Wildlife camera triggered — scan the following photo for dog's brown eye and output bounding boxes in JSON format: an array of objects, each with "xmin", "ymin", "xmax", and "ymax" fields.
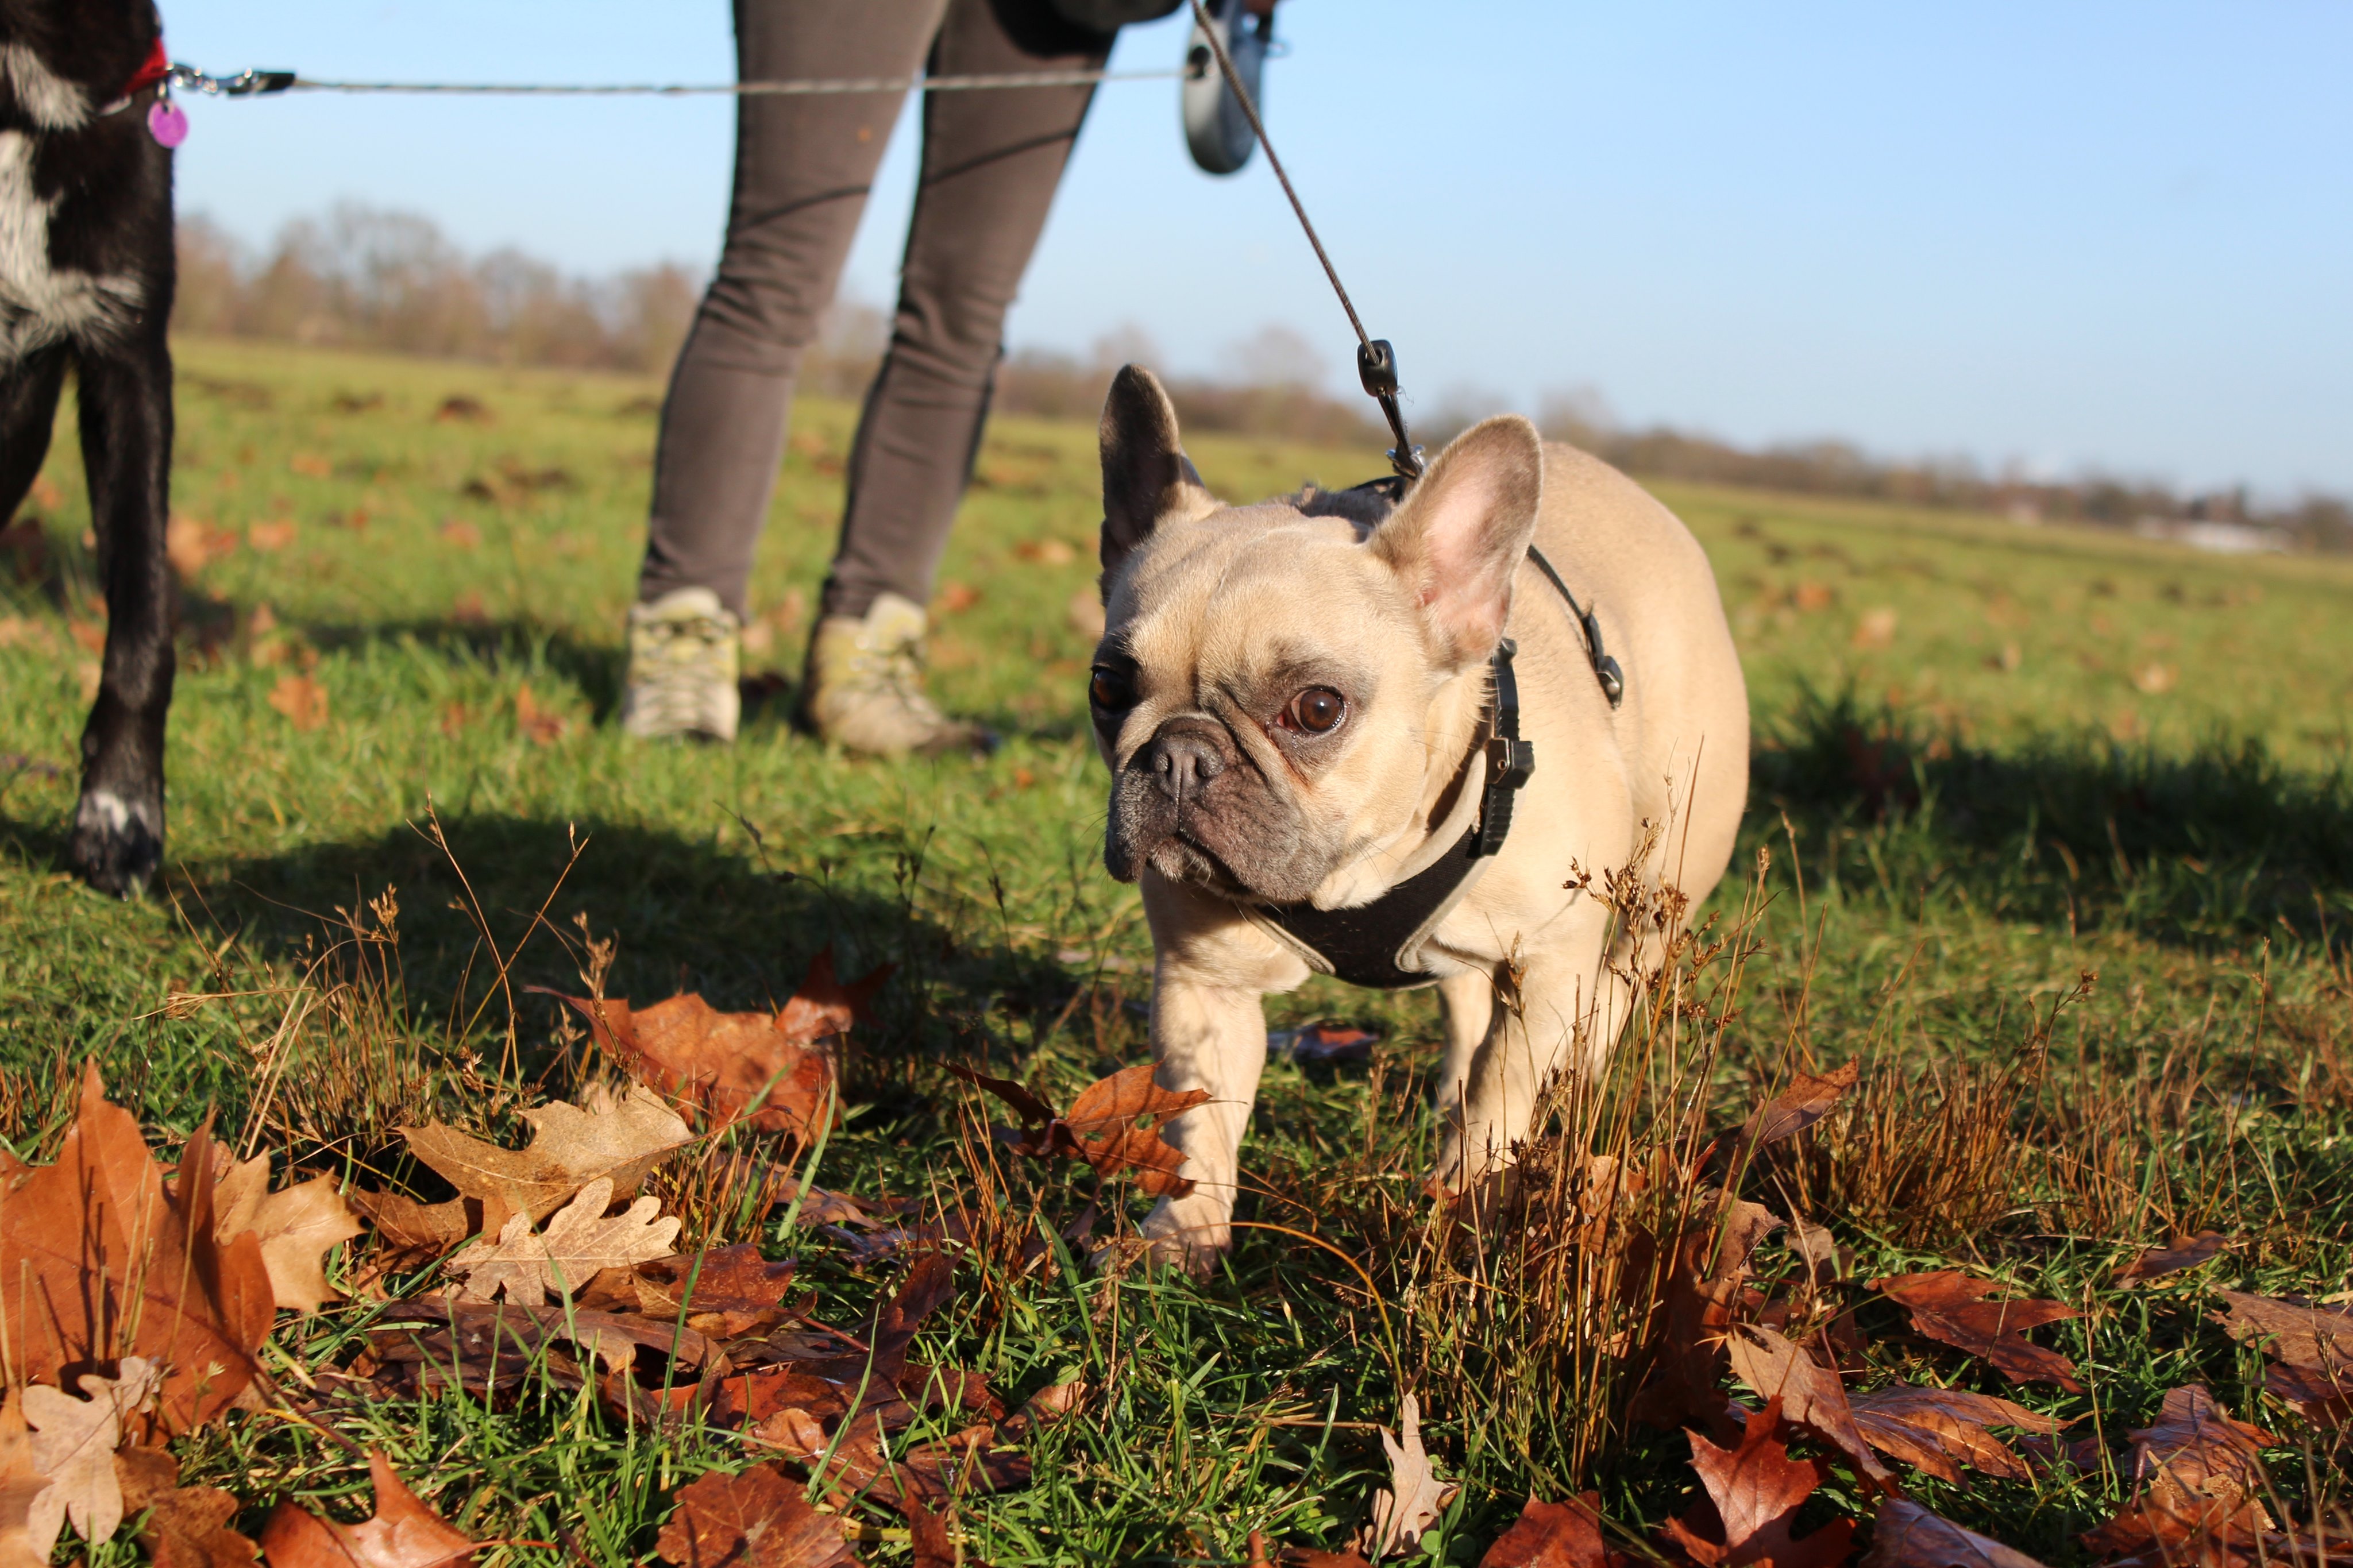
[
  {"xmin": 1284, "ymin": 688, "xmax": 1347, "ymax": 734},
  {"xmin": 1089, "ymin": 667, "xmax": 1133, "ymax": 711}
]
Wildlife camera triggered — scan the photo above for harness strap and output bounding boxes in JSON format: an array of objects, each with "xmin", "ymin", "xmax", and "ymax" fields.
[{"xmin": 1526, "ymin": 544, "xmax": 1625, "ymax": 707}]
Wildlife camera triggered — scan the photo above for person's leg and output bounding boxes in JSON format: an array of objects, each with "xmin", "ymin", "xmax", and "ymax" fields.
[
  {"xmin": 636, "ymin": 0, "xmax": 946, "ymax": 620},
  {"xmin": 820, "ymin": 0, "xmax": 1113, "ymax": 621}
]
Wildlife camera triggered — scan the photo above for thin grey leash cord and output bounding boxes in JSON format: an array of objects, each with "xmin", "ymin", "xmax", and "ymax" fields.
[
  {"xmin": 164, "ymin": 64, "xmax": 1182, "ymax": 98},
  {"xmin": 1182, "ymin": 0, "xmax": 1422, "ymax": 480}
]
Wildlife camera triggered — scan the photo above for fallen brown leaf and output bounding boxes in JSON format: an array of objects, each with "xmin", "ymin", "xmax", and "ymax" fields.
[
  {"xmin": 1870, "ymin": 1272, "xmax": 2083, "ymax": 1392},
  {"xmin": 763, "ymin": 1409, "xmax": 1026, "ymax": 1517},
  {"xmin": 1723, "ymin": 1325, "xmax": 1895, "ymax": 1490},
  {"xmin": 449, "ymin": 1176, "xmax": 681, "ymax": 1303},
  {"xmin": 0, "ymin": 1392, "xmax": 47, "ymax": 1568},
  {"xmin": 24, "ymin": 1357, "xmax": 163, "ymax": 1555},
  {"xmin": 216, "ymin": 1157, "xmax": 365, "ymax": 1313},
  {"xmin": 1862, "ymin": 1500, "xmax": 2047, "ymax": 1568},
  {"xmin": 514, "ymin": 683, "xmax": 569, "ymax": 744},
  {"xmin": 2260, "ymin": 1362, "xmax": 2351, "ymax": 1430},
  {"xmin": 1846, "ymin": 1385, "xmax": 2058, "ymax": 1484},
  {"xmin": 2080, "ymin": 1384, "xmax": 2276, "ymax": 1561},
  {"xmin": 1737, "ymin": 1061, "xmax": 1861, "ymax": 1157},
  {"xmin": 398, "ymin": 1083, "xmax": 692, "ymax": 1239},
  {"xmin": 360, "ymin": 1297, "xmax": 721, "ymax": 1415},
  {"xmin": 2211, "ymin": 1291, "xmax": 2353, "ymax": 1369},
  {"xmin": 950, "ymin": 1061, "xmax": 1212, "ymax": 1198},
  {"xmin": 114, "ymin": 1445, "xmax": 261, "ymax": 1567},
  {"xmin": 0, "ymin": 1072, "xmax": 273, "ymax": 1430},
  {"xmin": 347, "ymin": 1189, "xmax": 475, "ymax": 1267},
  {"xmin": 1628, "ymin": 1197, "xmax": 1783, "ymax": 1438},
  {"xmin": 655, "ymin": 1465, "xmax": 855, "ymax": 1568},
  {"xmin": 543, "ymin": 949, "xmax": 888, "ymax": 1138},
  {"xmin": 269, "ymin": 673, "xmax": 329, "ymax": 730},
  {"xmin": 2116, "ymin": 1233, "xmax": 2228, "ymax": 1283},
  {"xmin": 613, "ymin": 1243, "xmax": 800, "ymax": 1335},
  {"xmin": 1366, "ymin": 1394, "xmax": 1457, "ymax": 1559},
  {"xmin": 1660, "ymin": 1400, "xmax": 1854, "ymax": 1568},
  {"xmin": 258, "ymin": 1450, "xmax": 478, "ymax": 1567},
  {"xmin": 1480, "ymin": 1493, "xmax": 1615, "ymax": 1568},
  {"xmin": 905, "ymin": 1498, "xmax": 958, "ymax": 1568}
]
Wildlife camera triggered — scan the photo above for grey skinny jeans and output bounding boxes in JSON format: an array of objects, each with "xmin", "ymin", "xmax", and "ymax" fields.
[{"xmin": 637, "ymin": 0, "xmax": 1111, "ymax": 623}]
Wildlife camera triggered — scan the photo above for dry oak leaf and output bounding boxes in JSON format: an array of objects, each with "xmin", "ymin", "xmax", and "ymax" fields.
[
  {"xmin": 24, "ymin": 1357, "xmax": 164, "ymax": 1555},
  {"xmin": 1845, "ymin": 1385, "xmax": 2059, "ymax": 1485},
  {"xmin": 1366, "ymin": 1393, "xmax": 1457, "ymax": 1560},
  {"xmin": 1725, "ymin": 1325, "xmax": 1895, "ymax": 1490},
  {"xmin": 399, "ymin": 1082, "xmax": 692, "ymax": 1241},
  {"xmin": 948, "ymin": 1061, "xmax": 1212, "ymax": 1198},
  {"xmin": 268, "ymin": 673, "xmax": 329, "ymax": 731},
  {"xmin": 1628, "ymin": 1196, "xmax": 1783, "ymax": 1439},
  {"xmin": 1869, "ymin": 1272, "xmax": 2082, "ymax": 1393},
  {"xmin": 2210, "ymin": 1291, "xmax": 2353, "ymax": 1370},
  {"xmin": 1660, "ymin": 1400, "xmax": 1856, "ymax": 1568},
  {"xmin": 903, "ymin": 1497, "xmax": 964, "ymax": 1568},
  {"xmin": 2258, "ymin": 1362, "xmax": 2351, "ymax": 1430},
  {"xmin": 114, "ymin": 1444, "xmax": 261, "ymax": 1567},
  {"xmin": 0, "ymin": 1071, "xmax": 273, "ymax": 1430},
  {"xmin": 2089, "ymin": 1384, "xmax": 2277, "ymax": 1547},
  {"xmin": 0, "ymin": 1392, "xmax": 48, "ymax": 1568},
  {"xmin": 1480, "ymin": 1492, "xmax": 1618, "ymax": 1568},
  {"xmin": 448, "ymin": 1176, "xmax": 680, "ymax": 1304},
  {"xmin": 258, "ymin": 1450, "xmax": 478, "ymax": 1568},
  {"xmin": 346, "ymin": 1189, "xmax": 474, "ymax": 1265},
  {"xmin": 1861, "ymin": 1500, "xmax": 2047, "ymax": 1568},
  {"xmin": 1737, "ymin": 1060, "xmax": 1861, "ymax": 1157},
  {"xmin": 543, "ymin": 948, "xmax": 889, "ymax": 1138},
  {"xmin": 655, "ymin": 1464, "xmax": 857, "ymax": 1568},
  {"xmin": 2115, "ymin": 1232, "xmax": 2228, "ymax": 1283},
  {"xmin": 216, "ymin": 1156, "xmax": 365, "ymax": 1314}
]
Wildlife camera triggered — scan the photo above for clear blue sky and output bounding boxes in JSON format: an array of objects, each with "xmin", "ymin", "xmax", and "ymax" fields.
[{"xmin": 168, "ymin": 2, "xmax": 2353, "ymax": 497}]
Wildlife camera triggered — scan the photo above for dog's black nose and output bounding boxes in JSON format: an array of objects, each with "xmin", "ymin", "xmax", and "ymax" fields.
[{"xmin": 1147, "ymin": 729, "xmax": 1225, "ymax": 801}]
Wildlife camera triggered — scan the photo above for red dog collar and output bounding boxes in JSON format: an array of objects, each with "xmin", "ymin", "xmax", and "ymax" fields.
[{"xmin": 121, "ymin": 38, "xmax": 171, "ymax": 99}]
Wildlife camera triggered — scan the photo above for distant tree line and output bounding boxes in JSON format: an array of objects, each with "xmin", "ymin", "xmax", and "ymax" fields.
[{"xmin": 177, "ymin": 206, "xmax": 2349, "ymax": 553}]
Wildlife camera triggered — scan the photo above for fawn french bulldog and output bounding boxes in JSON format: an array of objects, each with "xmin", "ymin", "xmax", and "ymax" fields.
[{"xmin": 1086, "ymin": 365, "xmax": 1748, "ymax": 1268}]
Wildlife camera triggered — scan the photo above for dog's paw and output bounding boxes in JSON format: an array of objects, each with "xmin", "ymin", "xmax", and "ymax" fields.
[
  {"xmin": 1137, "ymin": 1198, "xmax": 1232, "ymax": 1277},
  {"xmin": 68, "ymin": 786, "xmax": 163, "ymax": 898}
]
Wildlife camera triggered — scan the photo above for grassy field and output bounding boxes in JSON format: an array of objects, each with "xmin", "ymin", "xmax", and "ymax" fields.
[{"xmin": 1, "ymin": 337, "xmax": 2349, "ymax": 1565}]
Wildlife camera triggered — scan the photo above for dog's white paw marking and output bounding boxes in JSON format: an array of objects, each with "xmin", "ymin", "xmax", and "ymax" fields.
[
  {"xmin": 76, "ymin": 788, "xmax": 153, "ymax": 838},
  {"xmin": 0, "ymin": 132, "xmax": 146, "ymax": 365},
  {"xmin": 0, "ymin": 45, "xmax": 91, "ymax": 131}
]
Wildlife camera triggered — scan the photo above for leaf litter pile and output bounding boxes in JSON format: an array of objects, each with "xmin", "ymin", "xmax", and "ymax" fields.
[{"xmin": 2, "ymin": 877, "xmax": 2349, "ymax": 1567}]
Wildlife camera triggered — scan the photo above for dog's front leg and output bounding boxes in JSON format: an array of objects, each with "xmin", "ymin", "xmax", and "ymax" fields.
[
  {"xmin": 1133, "ymin": 873, "xmax": 1306, "ymax": 1273},
  {"xmin": 1437, "ymin": 902, "xmax": 1627, "ymax": 1189},
  {"xmin": 68, "ymin": 335, "xmax": 176, "ymax": 897}
]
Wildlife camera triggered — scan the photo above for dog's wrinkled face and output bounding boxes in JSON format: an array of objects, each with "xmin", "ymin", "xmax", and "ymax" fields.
[{"xmin": 1089, "ymin": 366, "xmax": 1545, "ymax": 905}]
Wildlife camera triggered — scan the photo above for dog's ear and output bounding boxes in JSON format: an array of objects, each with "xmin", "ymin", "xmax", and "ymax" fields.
[
  {"xmin": 1100, "ymin": 365, "xmax": 1217, "ymax": 577},
  {"xmin": 1370, "ymin": 415, "xmax": 1545, "ymax": 667}
]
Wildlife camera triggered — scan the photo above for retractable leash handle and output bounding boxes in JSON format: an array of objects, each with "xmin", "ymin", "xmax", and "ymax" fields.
[{"xmin": 1183, "ymin": 0, "xmax": 1269, "ymax": 174}]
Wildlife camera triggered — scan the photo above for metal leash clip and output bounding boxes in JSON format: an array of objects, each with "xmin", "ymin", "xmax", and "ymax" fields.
[
  {"xmin": 169, "ymin": 64, "xmax": 296, "ymax": 96},
  {"xmin": 1356, "ymin": 339, "xmax": 1425, "ymax": 482}
]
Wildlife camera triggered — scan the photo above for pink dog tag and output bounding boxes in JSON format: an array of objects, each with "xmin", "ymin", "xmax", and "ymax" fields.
[{"xmin": 147, "ymin": 99, "xmax": 188, "ymax": 148}]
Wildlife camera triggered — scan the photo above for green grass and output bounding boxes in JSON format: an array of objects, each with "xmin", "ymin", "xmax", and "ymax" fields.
[{"xmin": 2, "ymin": 338, "xmax": 2350, "ymax": 1565}]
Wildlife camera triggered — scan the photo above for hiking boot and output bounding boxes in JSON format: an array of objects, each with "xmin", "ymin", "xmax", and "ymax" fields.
[
  {"xmin": 620, "ymin": 587, "xmax": 741, "ymax": 741},
  {"xmin": 796, "ymin": 591, "xmax": 993, "ymax": 758}
]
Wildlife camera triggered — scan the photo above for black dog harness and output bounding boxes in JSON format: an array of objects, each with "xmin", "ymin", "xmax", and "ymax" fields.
[{"xmin": 1240, "ymin": 481, "xmax": 1626, "ymax": 990}]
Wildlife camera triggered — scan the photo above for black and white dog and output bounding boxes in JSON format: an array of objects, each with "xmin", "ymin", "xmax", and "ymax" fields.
[{"xmin": 1, "ymin": 0, "xmax": 179, "ymax": 895}]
